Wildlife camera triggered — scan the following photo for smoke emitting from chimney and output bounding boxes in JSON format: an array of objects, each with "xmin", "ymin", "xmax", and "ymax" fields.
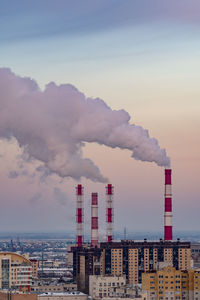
[{"xmin": 0, "ymin": 68, "xmax": 170, "ymax": 183}]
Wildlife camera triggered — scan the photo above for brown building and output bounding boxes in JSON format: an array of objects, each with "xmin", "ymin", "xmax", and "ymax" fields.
[
  {"xmin": 142, "ymin": 265, "xmax": 200, "ymax": 300},
  {"xmin": 68, "ymin": 245, "xmax": 76, "ymax": 267},
  {"xmin": 30, "ymin": 260, "xmax": 38, "ymax": 279},
  {"xmin": 0, "ymin": 291, "xmax": 37, "ymax": 300},
  {"xmin": 73, "ymin": 240, "xmax": 191, "ymax": 293}
]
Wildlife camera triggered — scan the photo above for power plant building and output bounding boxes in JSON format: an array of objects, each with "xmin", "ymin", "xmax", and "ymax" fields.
[{"xmin": 73, "ymin": 169, "xmax": 191, "ymax": 294}]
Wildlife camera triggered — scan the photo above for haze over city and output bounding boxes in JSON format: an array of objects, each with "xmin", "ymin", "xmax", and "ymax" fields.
[{"xmin": 0, "ymin": 0, "xmax": 199, "ymax": 235}]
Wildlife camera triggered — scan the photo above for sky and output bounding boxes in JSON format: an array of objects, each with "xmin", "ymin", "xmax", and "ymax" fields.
[{"xmin": 0, "ymin": 0, "xmax": 200, "ymax": 237}]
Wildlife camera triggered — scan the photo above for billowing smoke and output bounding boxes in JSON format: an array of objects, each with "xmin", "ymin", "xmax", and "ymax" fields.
[
  {"xmin": 53, "ymin": 187, "xmax": 69, "ymax": 206},
  {"xmin": 0, "ymin": 68, "xmax": 170, "ymax": 182}
]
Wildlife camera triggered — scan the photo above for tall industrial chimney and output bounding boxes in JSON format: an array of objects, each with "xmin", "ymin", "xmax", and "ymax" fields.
[
  {"xmin": 76, "ymin": 184, "xmax": 83, "ymax": 247},
  {"xmin": 106, "ymin": 184, "xmax": 113, "ymax": 242},
  {"xmin": 91, "ymin": 193, "xmax": 98, "ymax": 247},
  {"xmin": 164, "ymin": 169, "xmax": 172, "ymax": 241}
]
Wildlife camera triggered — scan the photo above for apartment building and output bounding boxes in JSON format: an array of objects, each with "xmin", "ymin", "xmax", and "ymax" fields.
[
  {"xmin": 142, "ymin": 265, "xmax": 200, "ymax": 300},
  {"xmin": 30, "ymin": 259, "xmax": 38, "ymax": 279},
  {"xmin": 0, "ymin": 252, "xmax": 32, "ymax": 292},
  {"xmin": 73, "ymin": 240, "xmax": 191, "ymax": 293}
]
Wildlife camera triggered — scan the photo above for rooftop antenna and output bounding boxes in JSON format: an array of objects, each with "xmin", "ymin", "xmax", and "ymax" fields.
[{"xmin": 124, "ymin": 227, "xmax": 127, "ymax": 240}]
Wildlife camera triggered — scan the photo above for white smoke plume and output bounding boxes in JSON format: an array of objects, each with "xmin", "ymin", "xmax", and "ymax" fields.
[{"xmin": 0, "ymin": 68, "xmax": 170, "ymax": 182}]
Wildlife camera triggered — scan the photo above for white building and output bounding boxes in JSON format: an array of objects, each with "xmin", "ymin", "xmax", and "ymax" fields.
[{"xmin": 89, "ymin": 275, "xmax": 126, "ymax": 299}]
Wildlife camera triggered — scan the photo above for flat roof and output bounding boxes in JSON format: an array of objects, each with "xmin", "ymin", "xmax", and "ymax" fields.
[{"xmin": 39, "ymin": 292, "xmax": 86, "ymax": 297}]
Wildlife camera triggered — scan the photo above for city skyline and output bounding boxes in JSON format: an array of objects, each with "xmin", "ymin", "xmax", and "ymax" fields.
[{"xmin": 0, "ymin": 0, "xmax": 199, "ymax": 233}]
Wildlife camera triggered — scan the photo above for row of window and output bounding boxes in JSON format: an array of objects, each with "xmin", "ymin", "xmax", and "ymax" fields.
[
  {"xmin": 158, "ymin": 275, "xmax": 187, "ymax": 279},
  {"xmin": 98, "ymin": 282, "xmax": 124, "ymax": 287}
]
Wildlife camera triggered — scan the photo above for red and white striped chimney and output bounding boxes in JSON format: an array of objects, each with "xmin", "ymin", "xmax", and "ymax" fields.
[
  {"xmin": 164, "ymin": 169, "xmax": 173, "ymax": 241},
  {"xmin": 76, "ymin": 184, "xmax": 83, "ymax": 247},
  {"xmin": 106, "ymin": 184, "xmax": 113, "ymax": 242},
  {"xmin": 91, "ymin": 193, "xmax": 98, "ymax": 247}
]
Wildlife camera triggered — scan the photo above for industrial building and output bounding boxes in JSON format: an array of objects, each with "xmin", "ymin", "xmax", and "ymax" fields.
[
  {"xmin": 72, "ymin": 169, "xmax": 192, "ymax": 294},
  {"xmin": 0, "ymin": 252, "xmax": 32, "ymax": 292},
  {"xmin": 142, "ymin": 265, "xmax": 200, "ymax": 300}
]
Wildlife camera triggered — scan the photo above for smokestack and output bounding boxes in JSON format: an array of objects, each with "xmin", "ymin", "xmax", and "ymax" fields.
[
  {"xmin": 164, "ymin": 169, "xmax": 172, "ymax": 241},
  {"xmin": 76, "ymin": 184, "xmax": 83, "ymax": 247},
  {"xmin": 106, "ymin": 184, "xmax": 113, "ymax": 242},
  {"xmin": 91, "ymin": 193, "xmax": 98, "ymax": 247}
]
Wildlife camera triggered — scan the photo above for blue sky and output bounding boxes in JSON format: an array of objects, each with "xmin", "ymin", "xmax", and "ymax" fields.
[{"xmin": 1, "ymin": 0, "xmax": 200, "ymax": 92}]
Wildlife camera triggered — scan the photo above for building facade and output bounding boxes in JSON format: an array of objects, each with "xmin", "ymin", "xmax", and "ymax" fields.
[
  {"xmin": 30, "ymin": 260, "xmax": 38, "ymax": 279},
  {"xmin": 142, "ymin": 265, "xmax": 200, "ymax": 300},
  {"xmin": 31, "ymin": 283, "xmax": 77, "ymax": 293},
  {"xmin": 0, "ymin": 252, "xmax": 32, "ymax": 292},
  {"xmin": 0, "ymin": 291, "xmax": 37, "ymax": 300},
  {"xmin": 73, "ymin": 240, "xmax": 191, "ymax": 293},
  {"xmin": 38, "ymin": 292, "xmax": 87, "ymax": 300},
  {"xmin": 191, "ymin": 244, "xmax": 200, "ymax": 269},
  {"xmin": 89, "ymin": 275, "xmax": 126, "ymax": 298}
]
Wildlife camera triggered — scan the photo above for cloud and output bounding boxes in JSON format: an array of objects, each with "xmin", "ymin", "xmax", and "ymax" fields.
[
  {"xmin": 8, "ymin": 170, "xmax": 19, "ymax": 179},
  {"xmin": 0, "ymin": 68, "xmax": 170, "ymax": 183},
  {"xmin": 53, "ymin": 187, "xmax": 69, "ymax": 206},
  {"xmin": 29, "ymin": 192, "xmax": 42, "ymax": 204}
]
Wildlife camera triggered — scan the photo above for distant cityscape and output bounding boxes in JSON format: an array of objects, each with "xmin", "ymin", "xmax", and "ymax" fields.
[{"xmin": 0, "ymin": 230, "xmax": 200, "ymax": 241}]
